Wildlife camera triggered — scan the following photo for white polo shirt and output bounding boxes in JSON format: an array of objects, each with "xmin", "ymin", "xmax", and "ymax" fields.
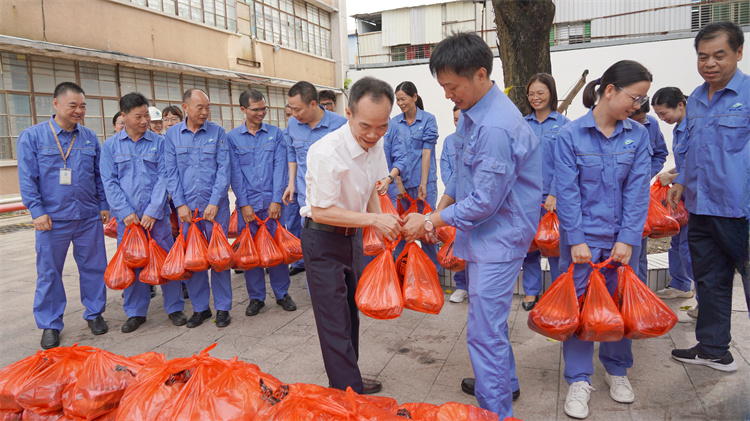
[{"xmin": 301, "ymin": 122, "xmax": 389, "ymax": 219}]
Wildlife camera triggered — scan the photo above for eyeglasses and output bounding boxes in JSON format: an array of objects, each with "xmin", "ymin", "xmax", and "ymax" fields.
[
  {"xmin": 618, "ymin": 87, "xmax": 649, "ymax": 107},
  {"xmin": 247, "ymin": 106, "xmax": 269, "ymax": 113},
  {"xmin": 163, "ymin": 117, "xmax": 181, "ymax": 124},
  {"xmin": 320, "ymin": 102, "xmax": 335, "ymax": 107}
]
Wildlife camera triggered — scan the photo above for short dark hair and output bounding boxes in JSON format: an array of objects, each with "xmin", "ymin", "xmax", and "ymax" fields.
[
  {"xmin": 395, "ymin": 81, "xmax": 424, "ymax": 110},
  {"xmin": 182, "ymin": 88, "xmax": 208, "ymax": 103},
  {"xmin": 162, "ymin": 105, "xmax": 183, "ymax": 121},
  {"xmin": 239, "ymin": 89, "xmax": 266, "ymax": 108},
  {"xmin": 651, "ymin": 87, "xmax": 687, "ymax": 109},
  {"xmin": 348, "ymin": 77, "xmax": 394, "ymax": 115},
  {"xmin": 524, "ymin": 73, "xmax": 560, "ymax": 115},
  {"xmin": 583, "ymin": 60, "xmax": 653, "ymax": 109},
  {"xmin": 119, "ymin": 92, "xmax": 150, "ymax": 114},
  {"xmin": 53, "ymin": 82, "xmax": 85, "ymax": 99},
  {"xmin": 112, "ymin": 111, "xmax": 123, "ymax": 126},
  {"xmin": 288, "ymin": 81, "xmax": 318, "ymax": 105},
  {"xmin": 694, "ymin": 21, "xmax": 744, "ymax": 52},
  {"xmin": 429, "ymin": 32, "xmax": 493, "ymax": 79},
  {"xmin": 452, "ymin": 105, "xmax": 460, "ymax": 112},
  {"xmin": 633, "ymin": 101, "xmax": 650, "ymax": 114},
  {"xmin": 318, "ymin": 90, "xmax": 337, "ymax": 104}
]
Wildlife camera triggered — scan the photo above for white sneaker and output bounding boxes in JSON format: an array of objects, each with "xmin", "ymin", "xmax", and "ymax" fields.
[
  {"xmin": 687, "ymin": 306, "xmax": 698, "ymax": 319},
  {"xmin": 564, "ymin": 381, "xmax": 595, "ymax": 419},
  {"xmin": 449, "ymin": 289, "xmax": 468, "ymax": 303},
  {"xmin": 604, "ymin": 373, "xmax": 635, "ymax": 403},
  {"xmin": 655, "ymin": 287, "xmax": 695, "ymax": 299}
]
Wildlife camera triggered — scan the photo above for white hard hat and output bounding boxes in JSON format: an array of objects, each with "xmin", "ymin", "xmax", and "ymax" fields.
[{"xmin": 148, "ymin": 106, "xmax": 162, "ymax": 121}]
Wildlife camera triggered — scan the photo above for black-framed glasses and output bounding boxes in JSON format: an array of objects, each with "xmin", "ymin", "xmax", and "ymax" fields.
[{"xmin": 618, "ymin": 87, "xmax": 649, "ymax": 108}]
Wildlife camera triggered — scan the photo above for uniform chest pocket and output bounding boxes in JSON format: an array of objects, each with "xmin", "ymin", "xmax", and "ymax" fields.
[
  {"xmin": 175, "ymin": 148, "xmax": 190, "ymax": 166},
  {"xmin": 235, "ymin": 148, "xmax": 253, "ymax": 166},
  {"xmin": 77, "ymin": 148, "xmax": 97, "ymax": 173},
  {"xmin": 113, "ymin": 154, "xmax": 132, "ymax": 173},
  {"xmin": 614, "ymin": 152, "xmax": 635, "ymax": 181},
  {"xmin": 142, "ymin": 154, "xmax": 158, "ymax": 173},
  {"xmin": 717, "ymin": 115, "xmax": 750, "ymax": 153},
  {"xmin": 292, "ymin": 140, "xmax": 309, "ymax": 163},
  {"xmin": 576, "ymin": 155, "xmax": 603, "ymax": 184},
  {"xmin": 37, "ymin": 148, "xmax": 62, "ymax": 170}
]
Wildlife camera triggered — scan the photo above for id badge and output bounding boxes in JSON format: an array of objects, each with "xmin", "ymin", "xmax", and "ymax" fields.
[{"xmin": 59, "ymin": 168, "xmax": 72, "ymax": 185}]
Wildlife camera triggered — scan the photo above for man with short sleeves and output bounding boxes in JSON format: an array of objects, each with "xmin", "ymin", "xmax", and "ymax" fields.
[
  {"xmin": 283, "ymin": 81, "xmax": 347, "ymax": 276},
  {"xmin": 669, "ymin": 21, "xmax": 750, "ymax": 371},
  {"xmin": 164, "ymin": 88, "xmax": 233, "ymax": 328},
  {"xmin": 302, "ymin": 77, "xmax": 402, "ymax": 395},
  {"xmin": 17, "ymin": 82, "xmax": 111, "ymax": 349}
]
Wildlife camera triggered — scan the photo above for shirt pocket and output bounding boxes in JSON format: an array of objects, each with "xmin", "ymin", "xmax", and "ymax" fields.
[
  {"xmin": 78, "ymin": 148, "xmax": 97, "ymax": 175},
  {"xmin": 175, "ymin": 147, "xmax": 190, "ymax": 166},
  {"xmin": 37, "ymin": 148, "xmax": 62, "ymax": 173},
  {"xmin": 235, "ymin": 147, "xmax": 254, "ymax": 167},
  {"xmin": 576, "ymin": 154, "xmax": 603, "ymax": 184},
  {"xmin": 614, "ymin": 152, "xmax": 635, "ymax": 183},
  {"xmin": 142, "ymin": 154, "xmax": 159, "ymax": 176},
  {"xmin": 293, "ymin": 140, "xmax": 309, "ymax": 167},
  {"xmin": 114, "ymin": 154, "xmax": 132, "ymax": 175},
  {"xmin": 717, "ymin": 115, "xmax": 750, "ymax": 153}
]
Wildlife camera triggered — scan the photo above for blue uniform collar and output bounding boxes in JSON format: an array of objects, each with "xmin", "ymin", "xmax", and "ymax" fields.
[
  {"xmin": 524, "ymin": 110, "xmax": 563, "ymax": 124},
  {"xmin": 581, "ymin": 108, "xmax": 632, "ymax": 137},
  {"xmin": 179, "ymin": 118, "xmax": 209, "ymax": 133},
  {"xmin": 675, "ymin": 117, "xmax": 687, "ymax": 134},
  {"xmin": 240, "ymin": 121, "xmax": 268, "ymax": 135},
  {"xmin": 116, "ymin": 128, "xmax": 155, "ymax": 142},
  {"xmin": 462, "ymin": 82, "xmax": 501, "ymax": 126},
  {"xmin": 695, "ymin": 68, "xmax": 746, "ymax": 105},
  {"xmin": 49, "ymin": 115, "xmax": 80, "ymax": 135},
  {"xmin": 395, "ymin": 107, "xmax": 425, "ymax": 125},
  {"xmin": 294, "ymin": 110, "xmax": 334, "ymax": 131}
]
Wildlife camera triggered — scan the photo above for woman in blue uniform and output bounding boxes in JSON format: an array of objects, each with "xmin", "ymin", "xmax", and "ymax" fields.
[{"xmin": 555, "ymin": 60, "xmax": 652, "ymax": 419}]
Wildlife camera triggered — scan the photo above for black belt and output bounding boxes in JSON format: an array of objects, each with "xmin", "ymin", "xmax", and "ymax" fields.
[{"xmin": 304, "ymin": 218, "xmax": 359, "ymax": 236}]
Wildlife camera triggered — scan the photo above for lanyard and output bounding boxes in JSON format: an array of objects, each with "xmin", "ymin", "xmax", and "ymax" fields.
[{"xmin": 48, "ymin": 120, "xmax": 76, "ymax": 169}]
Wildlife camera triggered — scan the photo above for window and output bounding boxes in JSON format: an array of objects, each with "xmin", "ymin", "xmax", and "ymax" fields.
[
  {"xmin": 550, "ymin": 21, "xmax": 591, "ymax": 46},
  {"xmin": 391, "ymin": 46, "xmax": 406, "ymax": 62},
  {"xmin": 126, "ymin": 0, "xmax": 237, "ymax": 31},
  {"xmin": 245, "ymin": 0, "xmax": 333, "ymax": 58},
  {"xmin": 692, "ymin": 0, "xmax": 750, "ymax": 30},
  {"xmin": 390, "ymin": 44, "xmax": 434, "ymax": 61}
]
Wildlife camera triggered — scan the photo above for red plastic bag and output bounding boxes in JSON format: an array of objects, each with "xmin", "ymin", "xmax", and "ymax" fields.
[
  {"xmin": 0, "ymin": 409, "xmax": 22, "ymax": 421},
  {"xmin": 395, "ymin": 244, "xmax": 410, "ymax": 284},
  {"xmin": 0, "ymin": 352, "xmax": 49, "ymax": 412},
  {"xmin": 115, "ymin": 354, "xmax": 190, "ymax": 421},
  {"xmin": 140, "ymin": 231, "xmax": 169, "ymax": 286},
  {"xmin": 437, "ymin": 235, "xmax": 465, "ymax": 272},
  {"xmin": 642, "ymin": 219, "xmax": 651, "ymax": 239},
  {"xmin": 122, "ymin": 224, "xmax": 149, "ymax": 269},
  {"xmin": 207, "ymin": 222, "xmax": 235, "ymax": 272},
  {"xmin": 379, "ymin": 193, "xmax": 398, "ymax": 217},
  {"xmin": 184, "ymin": 210, "xmax": 209, "ymax": 272},
  {"xmin": 650, "ymin": 180, "xmax": 689, "ymax": 227},
  {"xmin": 395, "ymin": 402, "xmax": 439, "ymax": 420},
  {"xmin": 232, "ymin": 225, "xmax": 260, "ymax": 271},
  {"xmin": 274, "ymin": 221, "xmax": 303, "ymax": 265},
  {"xmin": 576, "ymin": 259, "xmax": 624, "ymax": 342},
  {"xmin": 169, "ymin": 208, "xmax": 180, "ymax": 239},
  {"xmin": 161, "ymin": 224, "xmax": 193, "ymax": 281},
  {"xmin": 436, "ymin": 225, "xmax": 455, "ymax": 244},
  {"xmin": 103, "ymin": 218, "xmax": 117, "ymax": 239},
  {"xmin": 254, "ymin": 217, "xmax": 284, "ymax": 269},
  {"xmin": 535, "ymin": 210, "xmax": 560, "ymax": 257},
  {"xmin": 435, "ymin": 402, "xmax": 499, "ymax": 421},
  {"xmin": 646, "ymin": 196, "xmax": 680, "ymax": 239},
  {"xmin": 528, "ymin": 237, "xmax": 539, "ymax": 253},
  {"xmin": 402, "ymin": 243, "xmax": 444, "ymax": 315},
  {"xmin": 356, "ymin": 247, "xmax": 404, "ymax": 320},
  {"xmin": 201, "ymin": 358, "xmax": 283, "ymax": 421},
  {"xmin": 227, "ymin": 209, "xmax": 239, "ymax": 239},
  {"xmin": 363, "ymin": 227, "xmax": 385, "ymax": 256},
  {"xmin": 397, "ymin": 194, "xmax": 436, "ymax": 245},
  {"xmin": 528, "ymin": 264, "xmax": 580, "ymax": 341},
  {"xmin": 104, "ymin": 246, "xmax": 136, "ymax": 290},
  {"xmin": 616, "ymin": 265, "xmax": 678, "ymax": 339}
]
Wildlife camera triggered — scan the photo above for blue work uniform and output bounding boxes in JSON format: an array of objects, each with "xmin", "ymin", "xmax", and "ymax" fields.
[
  {"xmin": 393, "ymin": 108, "xmax": 440, "ymax": 272},
  {"xmin": 279, "ymin": 128, "xmax": 295, "ymax": 229},
  {"xmin": 286, "ymin": 110, "xmax": 347, "ymax": 269},
  {"xmin": 637, "ymin": 114, "xmax": 670, "ymax": 282},
  {"xmin": 555, "ymin": 109, "xmax": 650, "ymax": 386},
  {"xmin": 17, "ymin": 116, "xmax": 109, "ymax": 332},
  {"xmin": 521, "ymin": 111, "xmax": 571, "ymax": 296},
  {"xmin": 164, "ymin": 119, "xmax": 232, "ymax": 313},
  {"xmin": 439, "ymin": 132, "xmax": 466, "ymax": 291},
  {"xmin": 666, "ymin": 119, "xmax": 695, "ymax": 294},
  {"xmin": 439, "ymin": 83, "xmax": 542, "ymax": 418},
  {"xmin": 675, "ymin": 69, "xmax": 750, "ymax": 354},
  {"xmin": 228, "ymin": 122, "xmax": 291, "ymax": 302},
  {"xmin": 100, "ymin": 129, "xmax": 184, "ymax": 319}
]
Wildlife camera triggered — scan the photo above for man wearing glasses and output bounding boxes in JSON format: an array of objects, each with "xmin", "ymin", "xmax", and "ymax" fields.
[
  {"xmin": 318, "ymin": 90, "xmax": 338, "ymax": 113},
  {"xmin": 227, "ymin": 89, "xmax": 297, "ymax": 317}
]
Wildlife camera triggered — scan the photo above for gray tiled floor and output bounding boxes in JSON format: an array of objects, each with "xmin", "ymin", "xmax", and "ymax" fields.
[{"xmin": 1, "ymin": 214, "xmax": 748, "ymax": 420}]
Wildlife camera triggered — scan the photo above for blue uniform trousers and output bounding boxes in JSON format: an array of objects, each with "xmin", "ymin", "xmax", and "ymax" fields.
[
  {"xmin": 558, "ymin": 230, "xmax": 642, "ymax": 385},
  {"xmin": 180, "ymin": 209, "xmax": 232, "ymax": 312},
  {"xmin": 637, "ymin": 237, "xmax": 648, "ymax": 283},
  {"xmin": 285, "ymin": 193, "xmax": 304, "ymax": 270},
  {"xmin": 117, "ymin": 219, "xmax": 184, "ymax": 318},
  {"xmin": 667, "ymin": 226, "xmax": 695, "ymax": 296},
  {"xmin": 466, "ymin": 260, "xmax": 521, "ymax": 419},
  {"xmin": 395, "ymin": 184, "xmax": 439, "ymax": 272},
  {"xmin": 522, "ymin": 250, "xmax": 559, "ymax": 297},
  {"xmin": 237, "ymin": 210, "xmax": 290, "ymax": 301},
  {"xmin": 34, "ymin": 215, "xmax": 107, "ymax": 331},
  {"xmin": 453, "ymin": 270, "xmax": 467, "ymax": 290}
]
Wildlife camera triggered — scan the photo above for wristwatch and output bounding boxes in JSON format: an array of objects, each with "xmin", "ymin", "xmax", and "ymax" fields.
[
  {"xmin": 387, "ymin": 174, "xmax": 394, "ymax": 182},
  {"xmin": 424, "ymin": 212, "xmax": 434, "ymax": 232}
]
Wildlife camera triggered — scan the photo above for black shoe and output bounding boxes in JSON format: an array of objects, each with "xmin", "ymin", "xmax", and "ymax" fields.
[
  {"xmin": 245, "ymin": 299, "xmax": 265, "ymax": 316},
  {"xmin": 121, "ymin": 316, "xmax": 147, "ymax": 333},
  {"xmin": 461, "ymin": 378, "xmax": 520, "ymax": 401},
  {"xmin": 276, "ymin": 294, "xmax": 297, "ymax": 311},
  {"xmin": 168, "ymin": 311, "xmax": 187, "ymax": 326},
  {"xmin": 186, "ymin": 309, "xmax": 213, "ymax": 328},
  {"xmin": 150, "ymin": 285, "xmax": 157, "ymax": 298},
  {"xmin": 522, "ymin": 295, "xmax": 540, "ymax": 311},
  {"xmin": 234, "ymin": 270, "xmax": 244, "ymax": 274},
  {"xmin": 289, "ymin": 267, "xmax": 305, "ymax": 276},
  {"xmin": 672, "ymin": 345, "xmax": 738, "ymax": 372},
  {"xmin": 87, "ymin": 315, "xmax": 109, "ymax": 335},
  {"xmin": 182, "ymin": 284, "xmax": 189, "ymax": 300},
  {"xmin": 40, "ymin": 329, "xmax": 60, "ymax": 349},
  {"xmin": 216, "ymin": 310, "xmax": 231, "ymax": 327},
  {"xmin": 362, "ymin": 378, "xmax": 382, "ymax": 394}
]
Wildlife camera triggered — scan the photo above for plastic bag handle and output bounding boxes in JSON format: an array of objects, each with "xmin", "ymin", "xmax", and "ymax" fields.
[
  {"xmin": 192, "ymin": 208, "xmax": 204, "ymax": 223},
  {"xmin": 590, "ymin": 257, "xmax": 614, "ymax": 270}
]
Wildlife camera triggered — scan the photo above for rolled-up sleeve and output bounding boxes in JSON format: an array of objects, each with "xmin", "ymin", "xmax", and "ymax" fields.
[{"xmin": 422, "ymin": 114, "xmax": 438, "ymax": 147}]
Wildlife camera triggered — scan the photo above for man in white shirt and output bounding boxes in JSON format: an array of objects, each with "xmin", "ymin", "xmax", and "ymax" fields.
[{"xmin": 301, "ymin": 76, "xmax": 402, "ymax": 394}]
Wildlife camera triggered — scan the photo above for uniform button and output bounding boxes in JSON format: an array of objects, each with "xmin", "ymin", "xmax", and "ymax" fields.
[
  {"xmin": 605, "ymin": 161, "xmax": 611, "ymax": 166},
  {"xmin": 705, "ymin": 124, "xmax": 709, "ymax": 128}
]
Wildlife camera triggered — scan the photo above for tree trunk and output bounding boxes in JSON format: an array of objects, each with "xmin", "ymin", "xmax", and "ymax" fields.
[{"xmin": 493, "ymin": 0, "xmax": 556, "ymax": 113}]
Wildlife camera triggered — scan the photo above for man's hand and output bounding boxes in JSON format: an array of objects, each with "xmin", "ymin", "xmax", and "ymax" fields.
[
  {"xmin": 203, "ymin": 204, "xmax": 218, "ymax": 222},
  {"xmin": 33, "ymin": 214, "xmax": 52, "ymax": 231},
  {"xmin": 177, "ymin": 205, "xmax": 192, "ymax": 222},
  {"xmin": 240, "ymin": 205, "xmax": 255, "ymax": 224},
  {"xmin": 667, "ymin": 183, "xmax": 685, "ymax": 210},
  {"xmin": 123, "ymin": 213, "xmax": 140, "ymax": 227},
  {"xmin": 376, "ymin": 178, "xmax": 390, "ymax": 195},
  {"xmin": 610, "ymin": 242, "xmax": 633, "ymax": 265},
  {"xmin": 141, "ymin": 215, "xmax": 156, "ymax": 231},
  {"xmin": 571, "ymin": 243, "xmax": 591, "ymax": 264},
  {"xmin": 269, "ymin": 202, "xmax": 281, "ymax": 220},
  {"xmin": 371, "ymin": 213, "xmax": 402, "ymax": 242},
  {"xmin": 544, "ymin": 195, "xmax": 557, "ymax": 213},
  {"xmin": 658, "ymin": 172, "xmax": 677, "ymax": 186},
  {"xmin": 100, "ymin": 210, "xmax": 110, "ymax": 224},
  {"xmin": 417, "ymin": 183, "xmax": 427, "ymax": 201},
  {"xmin": 402, "ymin": 212, "xmax": 427, "ymax": 242},
  {"xmin": 282, "ymin": 184, "xmax": 295, "ymax": 205}
]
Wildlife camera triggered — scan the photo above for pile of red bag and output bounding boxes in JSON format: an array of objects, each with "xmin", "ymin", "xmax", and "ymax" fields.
[{"xmin": 0, "ymin": 344, "xmax": 503, "ymax": 421}]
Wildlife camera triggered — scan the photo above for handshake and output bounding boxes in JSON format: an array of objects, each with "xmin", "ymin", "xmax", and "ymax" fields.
[{"xmin": 369, "ymin": 212, "xmax": 439, "ymax": 244}]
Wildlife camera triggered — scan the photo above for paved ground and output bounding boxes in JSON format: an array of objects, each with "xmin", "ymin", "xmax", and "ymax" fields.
[{"xmin": 0, "ymin": 213, "xmax": 748, "ymax": 421}]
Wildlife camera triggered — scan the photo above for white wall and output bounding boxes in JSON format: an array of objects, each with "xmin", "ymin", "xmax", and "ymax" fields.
[{"xmin": 348, "ymin": 33, "xmax": 750, "ymax": 193}]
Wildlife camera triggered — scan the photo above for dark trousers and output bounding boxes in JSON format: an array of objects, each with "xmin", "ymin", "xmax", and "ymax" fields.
[
  {"xmin": 688, "ymin": 213, "xmax": 749, "ymax": 355},
  {"xmin": 301, "ymin": 226, "xmax": 365, "ymax": 393}
]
